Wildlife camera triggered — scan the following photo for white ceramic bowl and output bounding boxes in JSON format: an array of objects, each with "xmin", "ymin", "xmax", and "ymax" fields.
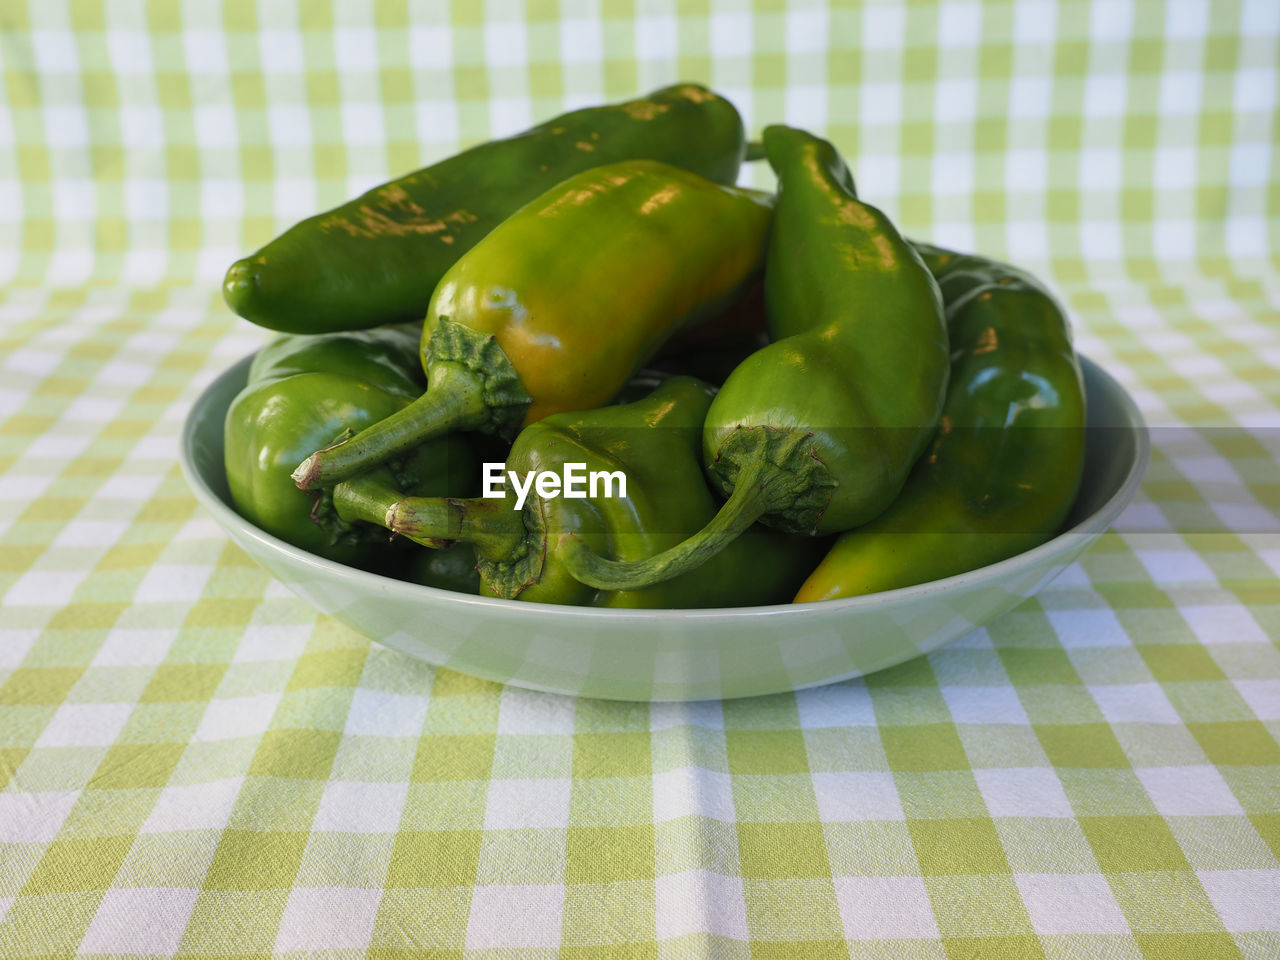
[{"xmin": 181, "ymin": 354, "xmax": 1147, "ymax": 700}]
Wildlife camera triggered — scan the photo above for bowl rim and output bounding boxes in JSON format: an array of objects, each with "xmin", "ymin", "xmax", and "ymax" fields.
[{"xmin": 181, "ymin": 352, "xmax": 1150, "ymax": 623}]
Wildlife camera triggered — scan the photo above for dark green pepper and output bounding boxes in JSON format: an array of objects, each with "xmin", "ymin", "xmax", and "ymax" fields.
[
  {"xmin": 560, "ymin": 125, "xmax": 949, "ymax": 591},
  {"xmin": 795, "ymin": 243, "xmax": 1086, "ymax": 601},
  {"xmin": 293, "ymin": 160, "xmax": 773, "ymax": 490},
  {"xmin": 247, "ymin": 324, "xmax": 425, "ymax": 398},
  {"xmin": 224, "ymin": 329, "xmax": 476, "ymax": 573},
  {"xmin": 224, "ymin": 84, "xmax": 745, "ymax": 334},
  {"xmin": 334, "ymin": 377, "xmax": 820, "ymax": 608}
]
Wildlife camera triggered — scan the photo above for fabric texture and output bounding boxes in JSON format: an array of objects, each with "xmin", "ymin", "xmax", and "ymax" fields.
[{"xmin": 1, "ymin": 1, "xmax": 1278, "ymax": 957}]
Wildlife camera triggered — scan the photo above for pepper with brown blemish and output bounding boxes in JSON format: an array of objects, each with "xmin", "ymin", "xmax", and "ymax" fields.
[
  {"xmin": 793, "ymin": 242, "xmax": 1087, "ymax": 600},
  {"xmin": 222, "ymin": 84, "xmax": 746, "ymax": 334},
  {"xmin": 557, "ymin": 125, "xmax": 951, "ymax": 593}
]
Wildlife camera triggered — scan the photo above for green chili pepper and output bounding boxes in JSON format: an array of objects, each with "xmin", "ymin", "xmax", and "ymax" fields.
[
  {"xmin": 559, "ymin": 125, "xmax": 949, "ymax": 591},
  {"xmin": 335, "ymin": 377, "xmax": 821, "ymax": 608},
  {"xmin": 223, "ymin": 84, "xmax": 746, "ymax": 334},
  {"xmin": 224, "ymin": 329, "xmax": 476, "ymax": 570},
  {"xmin": 247, "ymin": 324, "xmax": 425, "ymax": 398},
  {"xmin": 794, "ymin": 242, "xmax": 1087, "ymax": 601},
  {"xmin": 293, "ymin": 160, "xmax": 774, "ymax": 491}
]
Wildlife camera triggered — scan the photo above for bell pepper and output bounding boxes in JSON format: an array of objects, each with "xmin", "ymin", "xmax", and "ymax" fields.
[
  {"xmin": 224, "ymin": 328, "xmax": 476, "ymax": 571},
  {"xmin": 559, "ymin": 125, "xmax": 949, "ymax": 591},
  {"xmin": 223, "ymin": 84, "xmax": 746, "ymax": 334},
  {"xmin": 333, "ymin": 377, "xmax": 821, "ymax": 608},
  {"xmin": 293, "ymin": 160, "xmax": 774, "ymax": 490},
  {"xmin": 794, "ymin": 243, "xmax": 1087, "ymax": 601}
]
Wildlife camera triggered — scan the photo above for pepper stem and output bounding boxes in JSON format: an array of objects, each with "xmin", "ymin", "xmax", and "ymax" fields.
[
  {"xmin": 557, "ymin": 453, "xmax": 781, "ymax": 591},
  {"xmin": 744, "ymin": 141, "xmax": 765, "ymax": 162},
  {"xmin": 329, "ymin": 470, "xmax": 404, "ymax": 531},
  {"xmin": 293, "ymin": 361, "xmax": 488, "ymax": 490},
  {"xmin": 386, "ymin": 495, "xmax": 525, "ymax": 561}
]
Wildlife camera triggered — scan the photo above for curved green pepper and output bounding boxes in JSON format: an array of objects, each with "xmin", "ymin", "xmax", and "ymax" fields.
[
  {"xmin": 335, "ymin": 377, "xmax": 821, "ymax": 608},
  {"xmin": 224, "ymin": 84, "xmax": 745, "ymax": 334},
  {"xmin": 560, "ymin": 125, "xmax": 949, "ymax": 591},
  {"xmin": 293, "ymin": 160, "xmax": 774, "ymax": 490},
  {"xmin": 795, "ymin": 243, "xmax": 1086, "ymax": 601},
  {"xmin": 224, "ymin": 330, "xmax": 476, "ymax": 571}
]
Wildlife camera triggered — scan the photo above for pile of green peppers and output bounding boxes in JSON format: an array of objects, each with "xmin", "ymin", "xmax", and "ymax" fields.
[{"xmin": 221, "ymin": 84, "xmax": 1086, "ymax": 609}]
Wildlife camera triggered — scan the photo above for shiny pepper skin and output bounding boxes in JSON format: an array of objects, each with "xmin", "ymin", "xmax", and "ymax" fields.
[
  {"xmin": 224, "ymin": 327, "xmax": 475, "ymax": 576},
  {"xmin": 423, "ymin": 160, "xmax": 775, "ymax": 426},
  {"xmin": 795, "ymin": 242, "xmax": 1087, "ymax": 601},
  {"xmin": 223, "ymin": 84, "xmax": 746, "ymax": 334},
  {"xmin": 352, "ymin": 377, "xmax": 822, "ymax": 608},
  {"xmin": 556, "ymin": 126, "xmax": 949, "ymax": 595},
  {"xmin": 293, "ymin": 159, "xmax": 774, "ymax": 491}
]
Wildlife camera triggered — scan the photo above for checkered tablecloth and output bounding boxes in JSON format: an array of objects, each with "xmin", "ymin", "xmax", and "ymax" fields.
[{"xmin": 1, "ymin": 2, "xmax": 1278, "ymax": 957}]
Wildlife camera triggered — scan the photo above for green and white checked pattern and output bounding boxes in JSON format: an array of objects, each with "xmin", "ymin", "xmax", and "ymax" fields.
[
  {"xmin": 1, "ymin": 1, "xmax": 1278, "ymax": 956},
  {"xmin": 1, "ymin": 0, "xmax": 1276, "ymax": 289}
]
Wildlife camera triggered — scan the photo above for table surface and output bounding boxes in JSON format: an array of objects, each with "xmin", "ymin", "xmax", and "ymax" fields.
[
  {"xmin": 1, "ymin": 271, "xmax": 1276, "ymax": 958},
  {"xmin": 2, "ymin": 2, "xmax": 1279, "ymax": 957}
]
